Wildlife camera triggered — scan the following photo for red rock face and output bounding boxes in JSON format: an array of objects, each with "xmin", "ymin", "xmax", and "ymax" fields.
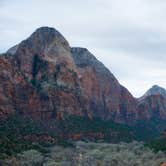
[
  {"xmin": 160, "ymin": 163, "xmax": 166, "ymax": 166},
  {"xmin": 0, "ymin": 55, "xmax": 49, "ymax": 119},
  {"xmin": 137, "ymin": 85, "xmax": 166, "ymax": 120},
  {"xmin": 0, "ymin": 56, "xmax": 17, "ymax": 117},
  {"xmin": 71, "ymin": 47, "xmax": 138, "ymax": 123},
  {"xmin": 137, "ymin": 95, "xmax": 166, "ymax": 120},
  {"xmin": 0, "ymin": 27, "xmax": 165, "ymax": 125}
]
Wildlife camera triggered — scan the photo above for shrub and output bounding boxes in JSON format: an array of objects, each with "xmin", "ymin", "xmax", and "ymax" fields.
[
  {"xmin": 17, "ymin": 150, "xmax": 44, "ymax": 166},
  {"xmin": 1, "ymin": 141, "xmax": 166, "ymax": 165}
]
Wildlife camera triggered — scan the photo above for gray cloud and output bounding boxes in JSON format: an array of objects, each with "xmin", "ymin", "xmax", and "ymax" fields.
[{"xmin": 0, "ymin": 0, "xmax": 166, "ymax": 97}]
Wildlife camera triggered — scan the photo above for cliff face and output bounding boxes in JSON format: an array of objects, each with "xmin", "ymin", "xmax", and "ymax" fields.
[
  {"xmin": 0, "ymin": 54, "xmax": 51, "ymax": 119},
  {"xmin": 0, "ymin": 27, "xmax": 165, "ymax": 125},
  {"xmin": 71, "ymin": 47, "xmax": 138, "ymax": 123},
  {"xmin": 140, "ymin": 85, "xmax": 166, "ymax": 100},
  {"xmin": 5, "ymin": 27, "xmax": 86, "ymax": 119},
  {"xmin": 138, "ymin": 95, "xmax": 166, "ymax": 120},
  {"xmin": 138, "ymin": 85, "xmax": 166, "ymax": 120}
]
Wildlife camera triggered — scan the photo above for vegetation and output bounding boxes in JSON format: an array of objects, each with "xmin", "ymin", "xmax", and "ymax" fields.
[
  {"xmin": 145, "ymin": 138, "xmax": 166, "ymax": 153},
  {"xmin": 1, "ymin": 142, "xmax": 165, "ymax": 166},
  {"xmin": 53, "ymin": 115, "xmax": 166, "ymax": 142},
  {"xmin": 55, "ymin": 115, "xmax": 135, "ymax": 142},
  {"xmin": 32, "ymin": 54, "xmax": 47, "ymax": 79},
  {"xmin": 0, "ymin": 114, "xmax": 73, "ymax": 159},
  {"xmin": 133, "ymin": 118, "xmax": 166, "ymax": 141},
  {"xmin": 145, "ymin": 129, "xmax": 166, "ymax": 152},
  {"xmin": 0, "ymin": 113, "xmax": 165, "ymax": 164},
  {"xmin": 30, "ymin": 54, "xmax": 48, "ymax": 91}
]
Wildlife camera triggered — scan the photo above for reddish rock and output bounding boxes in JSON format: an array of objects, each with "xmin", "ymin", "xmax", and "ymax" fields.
[
  {"xmin": 160, "ymin": 163, "xmax": 166, "ymax": 166},
  {"xmin": 71, "ymin": 47, "xmax": 138, "ymax": 123},
  {"xmin": 23, "ymin": 133, "xmax": 56, "ymax": 143},
  {"xmin": 0, "ymin": 26, "xmax": 165, "ymax": 126},
  {"xmin": 138, "ymin": 95, "xmax": 166, "ymax": 120}
]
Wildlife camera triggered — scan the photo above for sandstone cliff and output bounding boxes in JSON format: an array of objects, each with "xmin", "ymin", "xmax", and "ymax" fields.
[
  {"xmin": 138, "ymin": 85, "xmax": 166, "ymax": 120},
  {"xmin": 0, "ymin": 27, "xmax": 165, "ymax": 125}
]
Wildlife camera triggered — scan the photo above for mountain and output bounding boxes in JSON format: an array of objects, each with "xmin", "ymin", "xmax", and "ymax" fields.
[
  {"xmin": 0, "ymin": 26, "xmax": 165, "ymax": 133},
  {"xmin": 137, "ymin": 85, "xmax": 166, "ymax": 121},
  {"xmin": 0, "ymin": 26, "xmax": 138, "ymax": 124},
  {"xmin": 71, "ymin": 47, "xmax": 138, "ymax": 123},
  {"xmin": 140, "ymin": 85, "xmax": 166, "ymax": 100}
]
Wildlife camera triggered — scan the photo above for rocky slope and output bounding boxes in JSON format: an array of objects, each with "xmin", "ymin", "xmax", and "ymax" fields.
[
  {"xmin": 0, "ymin": 26, "xmax": 165, "ymax": 126},
  {"xmin": 71, "ymin": 47, "xmax": 137, "ymax": 123},
  {"xmin": 138, "ymin": 85, "xmax": 166, "ymax": 120},
  {"xmin": 140, "ymin": 85, "xmax": 166, "ymax": 100}
]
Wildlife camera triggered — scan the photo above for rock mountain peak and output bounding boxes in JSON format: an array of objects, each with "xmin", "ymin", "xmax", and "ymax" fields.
[
  {"xmin": 29, "ymin": 26, "xmax": 67, "ymax": 44},
  {"xmin": 21, "ymin": 26, "xmax": 70, "ymax": 52},
  {"xmin": 7, "ymin": 26, "xmax": 69, "ymax": 56},
  {"xmin": 0, "ymin": 26, "xmax": 166, "ymax": 125},
  {"xmin": 141, "ymin": 85, "xmax": 166, "ymax": 99}
]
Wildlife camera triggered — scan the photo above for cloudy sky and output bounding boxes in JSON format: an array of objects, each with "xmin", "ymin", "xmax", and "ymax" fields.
[{"xmin": 0, "ymin": 0, "xmax": 166, "ymax": 97}]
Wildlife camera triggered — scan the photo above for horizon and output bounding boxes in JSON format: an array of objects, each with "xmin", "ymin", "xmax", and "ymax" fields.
[{"xmin": 1, "ymin": 0, "xmax": 166, "ymax": 97}]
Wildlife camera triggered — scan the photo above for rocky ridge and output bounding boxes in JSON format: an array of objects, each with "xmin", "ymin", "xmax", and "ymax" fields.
[
  {"xmin": 140, "ymin": 85, "xmax": 166, "ymax": 100},
  {"xmin": 0, "ymin": 26, "xmax": 165, "ymax": 125}
]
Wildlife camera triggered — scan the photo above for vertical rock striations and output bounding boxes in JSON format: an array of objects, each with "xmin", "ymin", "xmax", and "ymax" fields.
[{"xmin": 0, "ymin": 27, "xmax": 165, "ymax": 125}]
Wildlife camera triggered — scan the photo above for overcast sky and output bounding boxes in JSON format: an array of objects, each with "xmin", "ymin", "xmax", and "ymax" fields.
[{"xmin": 0, "ymin": 0, "xmax": 166, "ymax": 97}]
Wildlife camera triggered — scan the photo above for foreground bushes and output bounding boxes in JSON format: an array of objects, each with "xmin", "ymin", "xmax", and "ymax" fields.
[
  {"xmin": 74, "ymin": 141, "xmax": 166, "ymax": 166},
  {"xmin": 1, "ymin": 141, "xmax": 166, "ymax": 166},
  {"xmin": 0, "ymin": 114, "xmax": 165, "ymax": 165},
  {"xmin": 0, "ymin": 114, "xmax": 72, "ymax": 159},
  {"xmin": 146, "ymin": 138, "xmax": 166, "ymax": 153}
]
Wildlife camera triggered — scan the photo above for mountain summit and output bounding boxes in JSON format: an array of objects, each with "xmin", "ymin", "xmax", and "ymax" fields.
[
  {"xmin": 7, "ymin": 27, "xmax": 68, "ymax": 55},
  {"xmin": 23, "ymin": 26, "xmax": 70, "ymax": 53},
  {"xmin": 142, "ymin": 85, "xmax": 166, "ymax": 98},
  {"xmin": 13, "ymin": 27, "xmax": 75, "ymax": 79}
]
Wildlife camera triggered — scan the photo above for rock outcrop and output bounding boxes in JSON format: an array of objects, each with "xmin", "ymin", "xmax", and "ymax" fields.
[
  {"xmin": 140, "ymin": 85, "xmax": 166, "ymax": 100},
  {"xmin": 71, "ymin": 47, "xmax": 138, "ymax": 123},
  {"xmin": 138, "ymin": 85, "xmax": 166, "ymax": 120},
  {"xmin": 0, "ymin": 27, "xmax": 165, "ymax": 125}
]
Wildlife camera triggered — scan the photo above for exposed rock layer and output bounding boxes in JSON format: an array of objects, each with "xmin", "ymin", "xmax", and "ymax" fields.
[{"xmin": 0, "ymin": 27, "xmax": 165, "ymax": 124}]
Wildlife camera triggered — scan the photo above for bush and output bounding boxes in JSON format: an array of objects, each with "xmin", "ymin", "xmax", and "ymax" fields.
[
  {"xmin": 73, "ymin": 141, "xmax": 166, "ymax": 166},
  {"xmin": 1, "ymin": 141, "xmax": 166, "ymax": 166},
  {"xmin": 145, "ymin": 138, "xmax": 166, "ymax": 152},
  {"xmin": 0, "ymin": 114, "xmax": 72, "ymax": 158},
  {"xmin": 17, "ymin": 150, "xmax": 44, "ymax": 166}
]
